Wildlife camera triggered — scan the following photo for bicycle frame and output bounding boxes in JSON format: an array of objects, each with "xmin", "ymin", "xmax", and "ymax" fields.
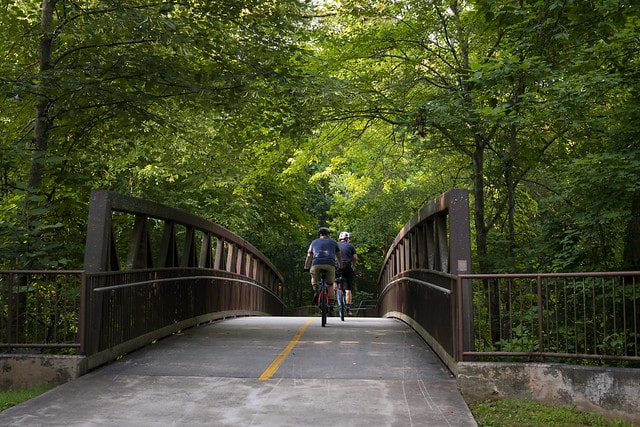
[{"xmin": 318, "ymin": 270, "xmax": 330, "ymax": 327}]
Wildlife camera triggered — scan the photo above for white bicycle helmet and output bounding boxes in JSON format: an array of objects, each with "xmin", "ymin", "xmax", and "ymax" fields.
[{"xmin": 338, "ymin": 231, "xmax": 351, "ymax": 240}]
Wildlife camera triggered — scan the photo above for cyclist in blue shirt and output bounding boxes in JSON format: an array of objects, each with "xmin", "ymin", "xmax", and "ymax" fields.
[{"xmin": 304, "ymin": 227, "xmax": 343, "ymax": 303}]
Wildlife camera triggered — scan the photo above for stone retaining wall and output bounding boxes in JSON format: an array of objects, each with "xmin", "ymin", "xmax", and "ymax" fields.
[
  {"xmin": 0, "ymin": 355, "xmax": 87, "ymax": 390},
  {"xmin": 457, "ymin": 361, "xmax": 640, "ymax": 424}
]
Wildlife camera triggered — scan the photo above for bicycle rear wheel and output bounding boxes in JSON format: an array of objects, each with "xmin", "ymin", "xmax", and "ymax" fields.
[{"xmin": 320, "ymin": 290, "xmax": 327, "ymax": 327}]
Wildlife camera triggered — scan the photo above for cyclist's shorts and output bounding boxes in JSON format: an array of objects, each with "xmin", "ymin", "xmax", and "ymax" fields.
[
  {"xmin": 339, "ymin": 265, "xmax": 355, "ymax": 291},
  {"xmin": 310, "ymin": 264, "xmax": 336, "ymax": 286}
]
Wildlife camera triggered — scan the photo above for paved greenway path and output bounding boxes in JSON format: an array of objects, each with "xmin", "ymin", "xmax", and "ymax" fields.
[{"xmin": 0, "ymin": 316, "xmax": 477, "ymax": 426}]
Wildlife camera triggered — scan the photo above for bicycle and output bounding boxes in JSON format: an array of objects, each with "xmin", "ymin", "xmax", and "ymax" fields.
[
  {"xmin": 335, "ymin": 275, "xmax": 346, "ymax": 321},
  {"xmin": 317, "ymin": 269, "xmax": 331, "ymax": 327}
]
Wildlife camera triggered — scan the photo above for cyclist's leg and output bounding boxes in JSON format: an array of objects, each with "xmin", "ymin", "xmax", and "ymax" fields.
[
  {"xmin": 346, "ymin": 265, "xmax": 354, "ymax": 303},
  {"xmin": 325, "ymin": 283, "xmax": 333, "ymax": 315},
  {"xmin": 343, "ymin": 266, "xmax": 354, "ymax": 313},
  {"xmin": 325, "ymin": 265, "xmax": 336, "ymax": 285},
  {"xmin": 327, "ymin": 267, "xmax": 337, "ymax": 316},
  {"xmin": 309, "ymin": 265, "xmax": 322, "ymax": 304},
  {"xmin": 312, "ymin": 265, "xmax": 335, "ymax": 283},
  {"xmin": 312, "ymin": 264, "xmax": 333, "ymax": 305}
]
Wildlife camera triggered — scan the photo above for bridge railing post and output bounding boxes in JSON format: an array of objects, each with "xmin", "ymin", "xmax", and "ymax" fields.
[
  {"xmin": 446, "ymin": 189, "xmax": 474, "ymax": 360},
  {"xmin": 377, "ymin": 189, "xmax": 473, "ymax": 371}
]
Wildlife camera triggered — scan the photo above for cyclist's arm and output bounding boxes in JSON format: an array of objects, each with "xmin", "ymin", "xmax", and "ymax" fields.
[
  {"xmin": 352, "ymin": 253, "xmax": 358, "ymax": 268},
  {"xmin": 336, "ymin": 250, "xmax": 344, "ymax": 269},
  {"xmin": 304, "ymin": 251, "xmax": 312, "ymax": 270}
]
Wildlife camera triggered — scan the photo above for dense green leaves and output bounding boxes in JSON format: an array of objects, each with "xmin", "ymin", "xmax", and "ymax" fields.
[
  {"xmin": 1, "ymin": 0, "xmax": 639, "ymax": 301},
  {"xmin": 305, "ymin": 0, "xmax": 640, "ymax": 273},
  {"xmin": 1, "ymin": 0, "xmax": 315, "ymax": 271}
]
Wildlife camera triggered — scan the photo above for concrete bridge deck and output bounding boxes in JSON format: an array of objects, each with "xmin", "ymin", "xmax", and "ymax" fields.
[{"xmin": 0, "ymin": 316, "xmax": 477, "ymax": 426}]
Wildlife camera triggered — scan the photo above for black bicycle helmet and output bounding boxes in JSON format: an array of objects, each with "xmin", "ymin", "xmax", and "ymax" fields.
[{"xmin": 318, "ymin": 227, "xmax": 330, "ymax": 236}]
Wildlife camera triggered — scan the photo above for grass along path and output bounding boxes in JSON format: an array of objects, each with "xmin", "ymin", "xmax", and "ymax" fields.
[{"xmin": 469, "ymin": 399, "xmax": 634, "ymax": 426}]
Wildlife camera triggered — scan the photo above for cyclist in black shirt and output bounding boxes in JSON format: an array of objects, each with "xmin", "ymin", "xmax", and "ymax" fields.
[{"xmin": 337, "ymin": 231, "xmax": 357, "ymax": 315}]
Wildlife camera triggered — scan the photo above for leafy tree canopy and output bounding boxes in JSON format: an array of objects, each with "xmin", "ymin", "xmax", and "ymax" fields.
[{"xmin": 1, "ymin": 0, "xmax": 639, "ymax": 305}]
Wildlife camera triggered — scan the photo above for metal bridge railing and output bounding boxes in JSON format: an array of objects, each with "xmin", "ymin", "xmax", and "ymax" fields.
[
  {"xmin": 84, "ymin": 190, "xmax": 284, "ymax": 298},
  {"xmin": 83, "ymin": 268, "xmax": 283, "ymax": 368},
  {"xmin": 0, "ymin": 267, "xmax": 283, "ymax": 361},
  {"xmin": 6, "ymin": 190, "xmax": 638, "ymax": 371},
  {"xmin": 459, "ymin": 272, "xmax": 640, "ymax": 366},
  {"xmin": 80, "ymin": 191, "xmax": 286, "ymax": 368},
  {"xmin": 376, "ymin": 189, "xmax": 640, "ymax": 370},
  {"xmin": 377, "ymin": 189, "xmax": 473, "ymax": 372},
  {"xmin": 0, "ymin": 191, "xmax": 286, "ymax": 365}
]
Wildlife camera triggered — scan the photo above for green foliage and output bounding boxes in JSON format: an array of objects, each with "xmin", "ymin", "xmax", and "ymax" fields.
[
  {"xmin": 0, "ymin": 273, "xmax": 81, "ymax": 351},
  {"xmin": 496, "ymin": 324, "xmax": 539, "ymax": 355},
  {"xmin": 0, "ymin": 193, "xmax": 84, "ymax": 270},
  {"xmin": 534, "ymin": 152, "xmax": 640, "ymax": 271},
  {"xmin": 1, "ymin": 0, "xmax": 317, "ymax": 271},
  {"xmin": 305, "ymin": 0, "xmax": 640, "ymax": 275},
  {"xmin": 351, "ymin": 290, "xmax": 377, "ymax": 308},
  {"xmin": 0, "ymin": 386, "xmax": 53, "ymax": 411},
  {"xmin": 469, "ymin": 398, "xmax": 634, "ymax": 427},
  {"xmin": 1, "ymin": 0, "xmax": 640, "ymax": 306}
]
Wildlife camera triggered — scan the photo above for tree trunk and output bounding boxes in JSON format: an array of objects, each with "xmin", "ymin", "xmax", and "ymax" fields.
[
  {"xmin": 28, "ymin": 0, "xmax": 57, "ymax": 192},
  {"xmin": 506, "ymin": 79, "xmax": 525, "ymax": 253},
  {"xmin": 622, "ymin": 192, "xmax": 640, "ymax": 270},
  {"xmin": 472, "ymin": 140, "xmax": 488, "ymax": 270}
]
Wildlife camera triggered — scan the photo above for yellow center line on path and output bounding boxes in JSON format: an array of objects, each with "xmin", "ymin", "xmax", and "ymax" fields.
[{"xmin": 258, "ymin": 318, "xmax": 314, "ymax": 381}]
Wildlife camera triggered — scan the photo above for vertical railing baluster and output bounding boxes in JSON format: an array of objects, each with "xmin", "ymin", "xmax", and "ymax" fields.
[{"xmin": 537, "ymin": 275, "xmax": 544, "ymax": 361}]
